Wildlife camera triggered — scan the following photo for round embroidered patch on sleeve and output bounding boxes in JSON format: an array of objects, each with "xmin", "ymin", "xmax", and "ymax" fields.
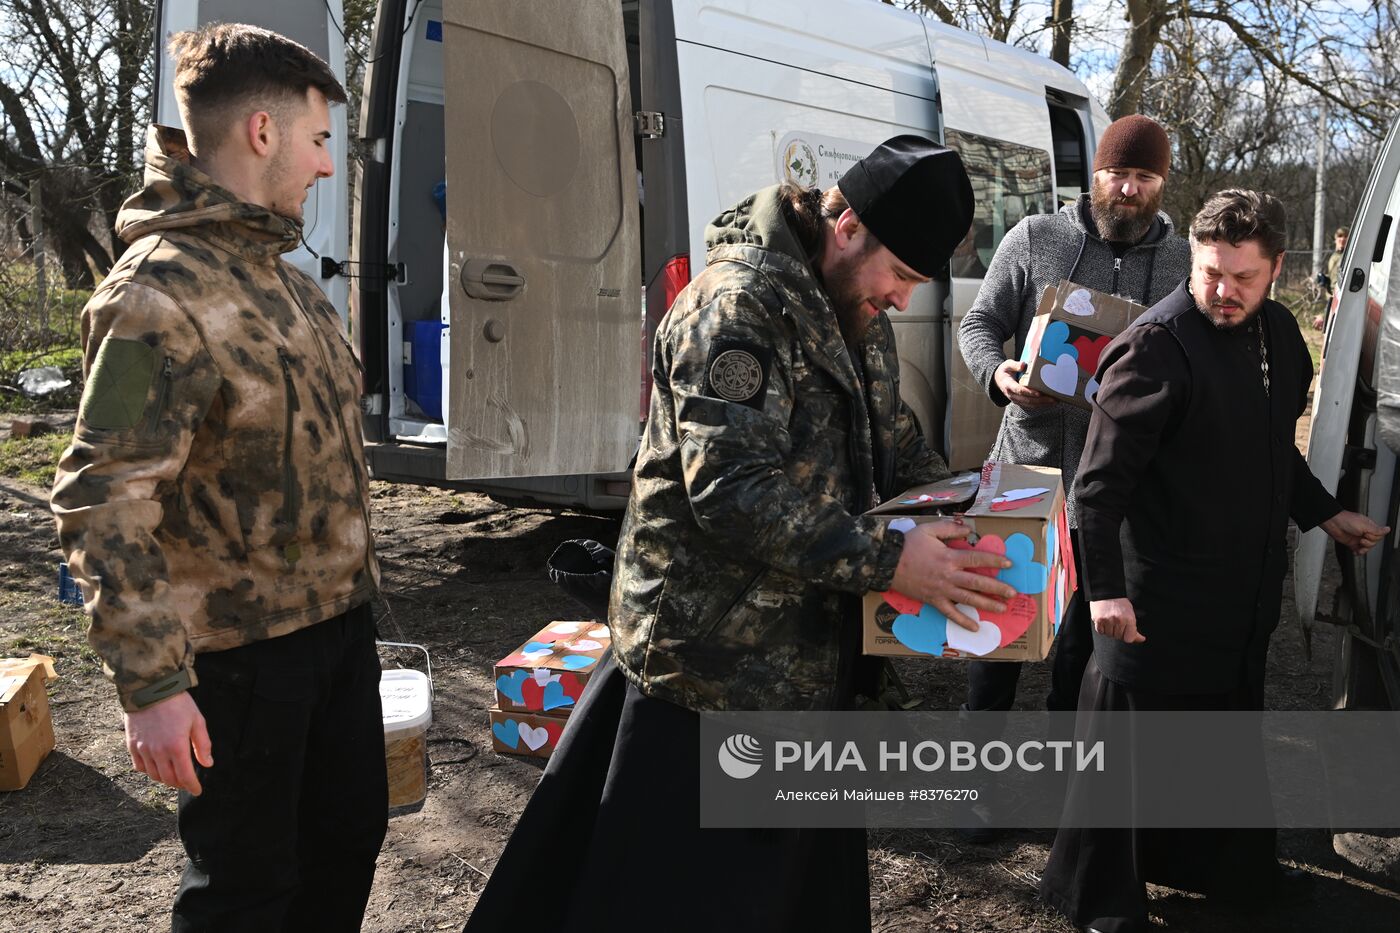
[{"xmin": 709, "ymin": 349, "xmax": 764, "ymax": 402}]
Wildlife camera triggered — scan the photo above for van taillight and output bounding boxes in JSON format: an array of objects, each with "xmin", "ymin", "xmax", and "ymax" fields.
[
  {"xmin": 661, "ymin": 255, "xmax": 691, "ymax": 307},
  {"xmin": 640, "ymin": 255, "xmax": 692, "ymax": 421}
]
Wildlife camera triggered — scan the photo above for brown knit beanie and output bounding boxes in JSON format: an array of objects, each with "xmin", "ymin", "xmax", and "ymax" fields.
[{"xmin": 1093, "ymin": 114, "xmax": 1170, "ymax": 177}]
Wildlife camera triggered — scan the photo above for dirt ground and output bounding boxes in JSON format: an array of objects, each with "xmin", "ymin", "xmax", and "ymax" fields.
[{"xmin": 2, "ymin": 401, "xmax": 1399, "ymax": 931}]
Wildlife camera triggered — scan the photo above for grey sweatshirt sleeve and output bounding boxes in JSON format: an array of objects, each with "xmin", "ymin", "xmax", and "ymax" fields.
[{"xmin": 957, "ymin": 219, "xmax": 1035, "ymax": 407}]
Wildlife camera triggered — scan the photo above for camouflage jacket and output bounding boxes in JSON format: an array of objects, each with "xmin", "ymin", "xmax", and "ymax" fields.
[
  {"xmin": 609, "ymin": 185, "xmax": 949, "ymax": 712},
  {"xmin": 51, "ymin": 126, "xmax": 378, "ymax": 712}
]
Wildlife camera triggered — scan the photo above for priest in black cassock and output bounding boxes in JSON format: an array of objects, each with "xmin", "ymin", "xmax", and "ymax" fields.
[{"xmin": 1039, "ymin": 188, "xmax": 1388, "ymax": 933}]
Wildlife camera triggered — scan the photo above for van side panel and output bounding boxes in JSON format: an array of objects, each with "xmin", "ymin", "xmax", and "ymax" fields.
[{"xmin": 670, "ymin": 0, "xmax": 949, "ymax": 449}]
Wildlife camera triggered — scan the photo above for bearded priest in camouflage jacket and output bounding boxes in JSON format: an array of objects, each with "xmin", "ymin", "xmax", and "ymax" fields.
[
  {"xmin": 462, "ymin": 137, "xmax": 1017, "ymax": 933},
  {"xmin": 50, "ymin": 25, "xmax": 385, "ymax": 931},
  {"xmin": 610, "ymin": 138, "xmax": 1020, "ymax": 712}
]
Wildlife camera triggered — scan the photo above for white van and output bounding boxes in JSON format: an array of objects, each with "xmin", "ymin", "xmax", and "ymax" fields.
[
  {"xmin": 154, "ymin": 0, "xmax": 1108, "ymax": 510},
  {"xmin": 1294, "ymin": 115, "xmax": 1400, "ymax": 710}
]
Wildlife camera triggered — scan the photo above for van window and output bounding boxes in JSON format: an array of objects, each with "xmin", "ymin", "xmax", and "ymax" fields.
[
  {"xmin": 945, "ymin": 128, "xmax": 1053, "ymax": 279},
  {"xmin": 1047, "ymin": 101, "xmax": 1088, "ymax": 206}
]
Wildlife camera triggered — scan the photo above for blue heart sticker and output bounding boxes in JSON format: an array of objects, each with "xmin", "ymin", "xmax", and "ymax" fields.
[
  {"xmin": 541, "ymin": 681, "xmax": 575, "ymax": 711},
  {"xmin": 892, "ymin": 604, "xmax": 948, "ymax": 656},
  {"xmin": 1039, "ymin": 321, "xmax": 1079, "ymax": 364},
  {"xmin": 1046, "ymin": 524, "xmax": 1058, "ymax": 570},
  {"xmin": 999, "ymin": 533, "xmax": 1048, "ymax": 595},
  {"xmin": 491, "ymin": 719, "xmax": 520, "ymax": 749},
  {"xmin": 495, "ymin": 670, "xmax": 528, "ymax": 705},
  {"xmin": 561, "ymin": 654, "xmax": 597, "ymax": 671},
  {"xmin": 521, "ymin": 641, "xmax": 554, "ymax": 655}
]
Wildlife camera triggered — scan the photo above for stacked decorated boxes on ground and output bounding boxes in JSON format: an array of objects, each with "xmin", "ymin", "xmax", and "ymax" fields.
[
  {"xmin": 1018, "ymin": 280, "xmax": 1149, "ymax": 410},
  {"xmin": 863, "ymin": 463, "xmax": 1076, "ymax": 661},
  {"xmin": 490, "ymin": 621, "xmax": 610, "ymax": 758}
]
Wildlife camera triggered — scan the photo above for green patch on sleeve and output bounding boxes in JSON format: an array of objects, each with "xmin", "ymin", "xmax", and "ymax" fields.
[{"xmin": 79, "ymin": 337, "xmax": 156, "ymax": 429}]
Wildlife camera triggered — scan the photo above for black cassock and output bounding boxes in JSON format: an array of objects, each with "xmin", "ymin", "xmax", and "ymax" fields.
[{"xmin": 1039, "ymin": 282, "xmax": 1341, "ymax": 933}]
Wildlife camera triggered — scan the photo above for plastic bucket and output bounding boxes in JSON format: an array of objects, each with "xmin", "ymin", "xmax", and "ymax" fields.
[{"xmin": 380, "ymin": 666, "xmax": 432, "ymax": 809}]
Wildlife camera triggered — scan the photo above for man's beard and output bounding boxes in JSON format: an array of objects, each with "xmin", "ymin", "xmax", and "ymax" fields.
[
  {"xmin": 1194, "ymin": 290, "xmax": 1264, "ymax": 333},
  {"xmin": 1089, "ymin": 178, "xmax": 1163, "ymax": 245},
  {"xmin": 823, "ymin": 245, "xmax": 880, "ymax": 347}
]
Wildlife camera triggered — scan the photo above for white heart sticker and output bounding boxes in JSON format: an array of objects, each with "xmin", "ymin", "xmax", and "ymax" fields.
[
  {"xmin": 945, "ymin": 608, "xmax": 1002, "ymax": 657},
  {"xmin": 518, "ymin": 723, "xmax": 550, "ymax": 751},
  {"xmin": 589, "ymin": 626, "xmax": 609, "ymax": 639},
  {"xmin": 531, "ymin": 669, "xmax": 560, "ymax": 686},
  {"xmin": 1064, "ymin": 288, "xmax": 1096, "ymax": 316},
  {"xmin": 888, "ymin": 517, "xmax": 917, "ymax": 534},
  {"xmin": 569, "ymin": 639, "xmax": 603, "ymax": 652},
  {"xmin": 1040, "ymin": 353, "xmax": 1080, "ymax": 396},
  {"xmin": 521, "ymin": 647, "xmax": 553, "ymax": 660},
  {"xmin": 993, "ymin": 487, "xmax": 1050, "ymax": 504},
  {"xmin": 549, "ymin": 621, "xmax": 583, "ymax": 635}
]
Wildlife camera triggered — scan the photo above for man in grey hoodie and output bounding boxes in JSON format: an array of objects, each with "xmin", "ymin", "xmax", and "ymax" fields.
[{"xmin": 957, "ymin": 115, "xmax": 1191, "ymax": 723}]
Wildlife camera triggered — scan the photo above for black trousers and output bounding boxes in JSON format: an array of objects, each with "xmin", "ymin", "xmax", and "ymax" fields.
[
  {"xmin": 965, "ymin": 530, "xmax": 1092, "ymax": 713},
  {"xmin": 172, "ymin": 603, "xmax": 388, "ymax": 933}
]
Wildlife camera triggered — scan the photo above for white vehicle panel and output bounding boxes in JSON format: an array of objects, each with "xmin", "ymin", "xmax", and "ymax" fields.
[{"xmin": 1295, "ymin": 119, "xmax": 1400, "ymax": 628}]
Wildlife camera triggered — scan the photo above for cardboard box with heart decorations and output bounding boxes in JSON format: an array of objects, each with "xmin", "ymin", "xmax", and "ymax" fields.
[
  {"xmin": 1018, "ymin": 280, "xmax": 1148, "ymax": 410},
  {"xmin": 862, "ymin": 463, "xmax": 1076, "ymax": 662},
  {"xmin": 489, "ymin": 620, "xmax": 610, "ymax": 758}
]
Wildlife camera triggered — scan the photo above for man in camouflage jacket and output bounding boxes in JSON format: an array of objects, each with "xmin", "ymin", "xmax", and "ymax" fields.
[
  {"xmin": 610, "ymin": 137, "xmax": 1016, "ymax": 712},
  {"xmin": 50, "ymin": 26, "xmax": 385, "ymax": 930}
]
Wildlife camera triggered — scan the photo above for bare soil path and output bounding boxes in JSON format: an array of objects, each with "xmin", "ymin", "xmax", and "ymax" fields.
[{"xmin": 1, "ymin": 410, "xmax": 1397, "ymax": 930}]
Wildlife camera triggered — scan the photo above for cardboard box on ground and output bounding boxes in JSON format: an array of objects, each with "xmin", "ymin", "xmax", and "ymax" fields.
[
  {"xmin": 1019, "ymin": 280, "xmax": 1149, "ymax": 410},
  {"xmin": 0, "ymin": 654, "xmax": 58, "ymax": 791},
  {"xmin": 863, "ymin": 464, "xmax": 1077, "ymax": 662},
  {"xmin": 490, "ymin": 621, "xmax": 611, "ymax": 758}
]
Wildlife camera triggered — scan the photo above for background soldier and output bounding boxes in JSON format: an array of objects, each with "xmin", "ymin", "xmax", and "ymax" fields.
[
  {"xmin": 50, "ymin": 25, "xmax": 385, "ymax": 931},
  {"xmin": 463, "ymin": 137, "xmax": 1016, "ymax": 932}
]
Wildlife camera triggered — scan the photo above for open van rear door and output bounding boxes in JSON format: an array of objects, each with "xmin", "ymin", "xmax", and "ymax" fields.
[
  {"xmin": 1295, "ymin": 117, "xmax": 1400, "ymax": 631},
  {"xmin": 440, "ymin": 0, "xmax": 640, "ymax": 480},
  {"xmin": 153, "ymin": 0, "xmax": 349, "ymax": 321}
]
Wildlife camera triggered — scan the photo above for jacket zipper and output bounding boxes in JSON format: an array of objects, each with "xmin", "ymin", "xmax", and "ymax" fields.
[
  {"xmin": 277, "ymin": 348, "xmax": 301, "ymax": 542},
  {"xmin": 275, "ymin": 267, "xmax": 375, "ymax": 581},
  {"xmin": 1111, "ymin": 257, "xmax": 1122, "ymax": 296},
  {"xmin": 701, "ymin": 568, "xmax": 767, "ymax": 638},
  {"xmin": 146, "ymin": 356, "xmax": 173, "ymax": 435}
]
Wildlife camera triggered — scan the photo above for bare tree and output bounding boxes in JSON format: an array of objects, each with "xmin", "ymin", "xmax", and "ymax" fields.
[
  {"xmin": 0, "ymin": 0, "xmax": 152, "ymax": 288},
  {"xmin": 1103, "ymin": 0, "xmax": 1397, "ymax": 139}
]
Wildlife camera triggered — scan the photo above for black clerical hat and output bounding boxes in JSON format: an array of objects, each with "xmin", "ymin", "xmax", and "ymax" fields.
[{"xmin": 837, "ymin": 135, "xmax": 974, "ymax": 277}]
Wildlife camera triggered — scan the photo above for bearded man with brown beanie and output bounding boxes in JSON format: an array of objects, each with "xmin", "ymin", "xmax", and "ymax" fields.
[{"xmin": 955, "ymin": 116, "xmax": 1191, "ymax": 795}]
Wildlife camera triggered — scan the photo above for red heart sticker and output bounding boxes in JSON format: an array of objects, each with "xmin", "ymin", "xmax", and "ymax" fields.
[
  {"xmin": 1072, "ymin": 335, "xmax": 1111, "ymax": 374},
  {"xmin": 542, "ymin": 719, "xmax": 565, "ymax": 748},
  {"xmin": 881, "ymin": 590, "xmax": 924, "ymax": 615},
  {"xmin": 559, "ymin": 673, "xmax": 585, "ymax": 702},
  {"xmin": 948, "ymin": 534, "xmax": 1006, "ymax": 577},
  {"xmin": 985, "ymin": 594, "xmax": 1038, "ymax": 646},
  {"xmin": 519, "ymin": 677, "xmax": 544, "ymax": 710}
]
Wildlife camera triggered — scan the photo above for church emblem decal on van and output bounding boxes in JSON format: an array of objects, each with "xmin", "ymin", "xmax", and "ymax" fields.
[{"xmin": 782, "ymin": 140, "xmax": 820, "ymax": 187}]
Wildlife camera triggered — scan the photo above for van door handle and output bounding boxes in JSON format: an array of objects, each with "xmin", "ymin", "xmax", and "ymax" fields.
[{"xmin": 461, "ymin": 259, "xmax": 525, "ymax": 300}]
